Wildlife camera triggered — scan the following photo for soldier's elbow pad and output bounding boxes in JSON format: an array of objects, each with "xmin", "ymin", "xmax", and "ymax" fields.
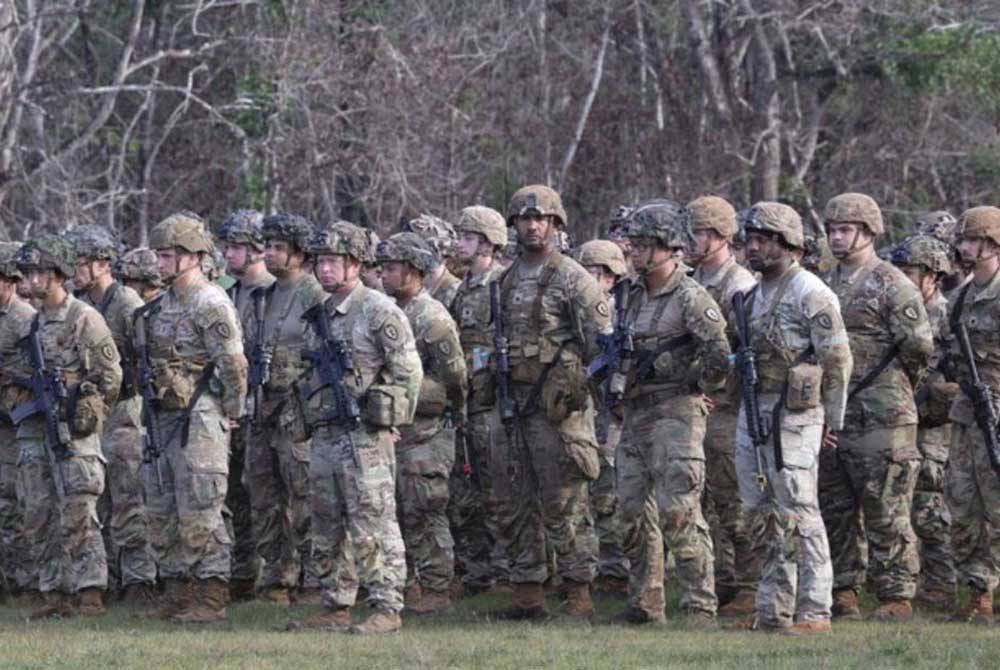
[{"xmin": 365, "ymin": 384, "xmax": 411, "ymax": 427}]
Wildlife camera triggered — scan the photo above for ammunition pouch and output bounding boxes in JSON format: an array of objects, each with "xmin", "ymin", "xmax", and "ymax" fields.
[
  {"xmin": 152, "ymin": 360, "xmax": 208, "ymax": 410},
  {"xmin": 416, "ymin": 378, "xmax": 449, "ymax": 417},
  {"xmin": 540, "ymin": 354, "xmax": 589, "ymax": 423},
  {"xmin": 283, "ymin": 386, "xmax": 311, "ymax": 443},
  {"xmin": 365, "ymin": 384, "xmax": 410, "ymax": 427},
  {"xmin": 558, "ymin": 407, "xmax": 600, "ymax": 481},
  {"xmin": 70, "ymin": 390, "xmax": 105, "ymax": 438},
  {"xmin": 785, "ymin": 362, "xmax": 823, "ymax": 411}
]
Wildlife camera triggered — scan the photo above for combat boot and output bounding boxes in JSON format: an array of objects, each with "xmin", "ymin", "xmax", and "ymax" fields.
[
  {"xmin": 916, "ymin": 586, "xmax": 955, "ymax": 610},
  {"xmin": 872, "ymin": 599, "xmax": 913, "ymax": 622},
  {"xmin": 831, "ymin": 588, "xmax": 862, "ymax": 621},
  {"xmin": 29, "ymin": 591, "xmax": 76, "ymax": 620},
  {"xmin": 13, "ymin": 589, "xmax": 43, "ymax": 610},
  {"xmin": 76, "ymin": 588, "xmax": 106, "ymax": 616},
  {"xmin": 258, "ymin": 585, "xmax": 291, "ymax": 607},
  {"xmin": 610, "ymin": 606, "xmax": 666, "ymax": 626},
  {"xmin": 136, "ymin": 579, "xmax": 192, "ymax": 620},
  {"xmin": 228, "ymin": 578, "xmax": 256, "ymax": 603},
  {"xmin": 286, "ymin": 606, "xmax": 352, "ymax": 632},
  {"xmin": 681, "ymin": 609, "xmax": 719, "ymax": 631},
  {"xmin": 349, "ymin": 609, "xmax": 402, "ymax": 635},
  {"xmin": 946, "ymin": 589, "xmax": 993, "ymax": 625},
  {"xmin": 718, "ymin": 589, "xmax": 756, "ymax": 617},
  {"xmin": 490, "ymin": 582, "xmax": 549, "ymax": 621},
  {"xmin": 560, "ymin": 580, "xmax": 594, "ymax": 621},
  {"xmin": 594, "ymin": 575, "xmax": 629, "ymax": 598},
  {"xmin": 781, "ymin": 619, "xmax": 833, "ymax": 636},
  {"xmin": 403, "ymin": 581, "xmax": 422, "ymax": 607},
  {"xmin": 291, "ymin": 587, "xmax": 323, "ymax": 607},
  {"xmin": 406, "ymin": 590, "xmax": 452, "ymax": 616},
  {"xmin": 171, "ymin": 579, "xmax": 228, "ymax": 624},
  {"xmin": 121, "ymin": 583, "xmax": 158, "ymax": 608}
]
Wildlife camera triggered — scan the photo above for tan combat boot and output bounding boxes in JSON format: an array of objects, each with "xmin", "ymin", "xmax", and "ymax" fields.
[
  {"xmin": 781, "ymin": 619, "xmax": 833, "ymax": 636},
  {"xmin": 718, "ymin": 589, "xmax": 756, "ymax": 617},
  {"xmin": 291, "ymin": 587, "xmax": 324, "ymax": 607},
  {"xmin": 136, "ymin": 579, "xmax": 192, "ymax": 620},
  {"xmin": 490, "ymin": 582, "xmax": 549, "ymax": 621},
  {"xmin": 76, "ymin": 588, "xmax": 106, "ymax": 616},
  {"xmin": 14, "ymin": 590, "xmax": 44, "ymax": 611},
  {"xmin": 258, "ymin": 585, "xmax": 291, "ymax": 607},
  {"xmin": 831, "ymin": 588, "xmax": 862, "ymax": 621},
  {"xmin": 171, "ymin": 579, "xmax": 228, "ymax": 624},
  {"xmin": 286, "ymin": 606, "xmax": 352, "ymax": 632},
  {"xmin": 406, "ymin": 590, "xmax": 452, "ymax": 616},
  {"xmin": 228, "ymin": 578, "xmax": 257, "ymax": 603},
  {"xmin": 915, "ymin": 586, "xmax": 955, "ymax": 610},
  {"xmin": 349, "ymin": 609, "xmax": 402, "ymax": 635},
  {"xmin": 29, "ymin": 591, "xmax": 76, "ymax": 620},
  {"xmin": 872, "ymin": 599, "xmax": 913, "ymax": 622},
  {"xmin": 121, "ymin": 583, "xmax": 158, "ymax": 608},
  {"xmin": 594, "ymin": 575, "xmax": 629, "ymax": 598},
  {"xmin": 946, "ymin": 589, "xmax": 994, "ymax": 625},
  {"xmin": 561, "ymin": 580, "xmax": 594, "ymax": 621},
  {"xmin": 403, "ymin": 581, "xmax": 422, "ymax": 607}
]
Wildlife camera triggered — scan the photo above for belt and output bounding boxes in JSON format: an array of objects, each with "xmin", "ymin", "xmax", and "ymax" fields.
[{"xmin": 626, "ymin": 387, "xmax": 695, "ymax": 409}]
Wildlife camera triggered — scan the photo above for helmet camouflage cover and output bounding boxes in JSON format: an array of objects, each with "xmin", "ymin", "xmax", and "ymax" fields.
[
  {"xmin": 575, "ymin": 240, "xmax": 627, "ymax": 277},
  {"xmin": 375, "ymin": 232, "xmax": 440, "ymax": 274},
  {"xmin": 456, "ymin": 206, "xmax": 507, "ymax": 248},
  {"xmin": 624, "ymin": 198, "xmax": 691, "ymax": 249},
  {"xmin": 958, "ymin": 206, "xmax": 1000, "ymax": 247},
  {"xmin": 739, "ymin": 201, "xmax": 805, "ymax": 249},
  {"xmin": 823, "ymin": 192, "xmax": 884, "ymax": 236},
  {"xmin": 70, "ymin": 224, "xmax": 120, "ymax": 261},
  {"xmin": 305, "ymin": 220, "xmax": 371, "ymax": 262},
  {"xmin": 114, "ymin": 247, "xmax": 162, "ymax": 286},
  {"xmin": 507, "ymin": 184, "xmax": 568, "ymax": 228},
  {"xmin": 402, "ymin": 213, "xmax": 456, "ymax": 258},
  {"xmin": 261, "ymin": 213, "xmax": 313, "ymax": 250},
  {"xmin": 16, "ymin": 235, "xmax": 77, "ymax": 277},
  {"xmin": 149, "ymin": 211, "xmax": 213, "ymax": 253},
  {"xmin": 685, "ymin": 195, "xmax": 738, "ymax": 240},
  {"xmin": 889, "ymin": 234, "xmax": 954, "ymax": 276},
  {"xmin": 0, "ymin": 241, "xmax": 23, "ymax": 279},
  {"xmin": 217, "ymin": 209, "xmax": 265, "ymax": 250}
]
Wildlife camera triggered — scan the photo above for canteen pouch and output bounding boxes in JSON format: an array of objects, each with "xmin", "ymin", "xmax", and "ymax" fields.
[{"xmin": 785, "ymin": 362, "xmax": 823, "ymax": 411}]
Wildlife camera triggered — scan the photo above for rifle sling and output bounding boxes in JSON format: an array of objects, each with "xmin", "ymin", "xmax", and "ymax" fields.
[
  {"xmin": 634, "ymin": 334, "xmax": 694, "ymax": 382},
  {"xmin": 177, "ymin": 363, "xmax": 217, "ymax": 449},
  {"xmin": 847, "ymin": 344, "xmax": 901, "ymax": 402},
  {"xmin": 518, "ymin": 341, "xmax": 569, "ymax": 417}
]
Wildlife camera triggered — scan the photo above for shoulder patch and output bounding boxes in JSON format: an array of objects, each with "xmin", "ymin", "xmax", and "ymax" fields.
[
  {"xmin": 596, "ymin": 302, "xmax": 610, "ymax": 317},
  {"xmin": 903, "ymin": 305, "xmax": 919, "ymax": 321},
  {"xmin": 704, "ymin": 307, "xmax": 722, "ymax": 322},
  {"xmin": 816, "ymin": 313, "xmax": 833, "ymax": 330},
  {"xmin": 213, "ymin": 322, "xmax": 234, "ymax": 340},
  {"xmin": 438, "ymin": 340, "xmax": 452, "ymax": 356},
  {"xmin": 384, "ymin": 323, "xmax": 400, "ymax": 341},
  {"xmin": 101, "ymin": 343, "xmax": 116, "ymax": 360}
]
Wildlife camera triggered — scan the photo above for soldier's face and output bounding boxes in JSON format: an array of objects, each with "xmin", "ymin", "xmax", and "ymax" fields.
[
  {"xmin": 0, "ymin": 277, "xmax": 15, "ymax": 304},
  {"xmin": 629, "ymin": 238, "xmax": 667, "ymax": 273},
  {"xmin": 223, "ymin": 242, "xmax": 252, "ymax": 275},
  {"xmin": 958, "ymin": 235, "xmax": 998, "ymax": 264},
  {"xmin": 265, "ymin": 240, "xmax": 302, "ymax": 275},
  {"xmin": 687, "ymin": 228, "xmax": 723, "ymax": 264},
  {"xmin": 25, "ymin": 269, "xmax": 56, "ymax": 298},
  {"xmin": 585, "ymin": 265, "xmax": 616, "ymax": 293},
  {"xmin": 514, "ymin": 214, "xmax": 555, "ymax": 252},
  {"xmin": 745, "ymin": 232, "xmax": 785, "ymax": 272},
  {"xmin": 455, "ymin": 231, "xmax": 487, "ymax": 261},
  {"xmin": 314, "ymin": 254, "xmax": 360, "ymax": 293},
  {"xmin": 73, "ymin": 257, "xmax": 109, "ymax": 289},
  {"xmin": 827, "ymin": 222, "xmax": 871, "ymax": 259},
  {"xmin": 379, "ymin": 260, "xmax": 407, "ymax": 296}
]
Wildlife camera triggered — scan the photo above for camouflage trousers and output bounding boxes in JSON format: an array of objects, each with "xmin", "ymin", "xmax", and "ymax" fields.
[
  {"xmin": 246, "ymin": 414, "xmax": 316, "ymax": 590},
  {"xmin": 704, "ymin": 409, "xmax": 763, "ymax": 594},
  {"xmin": 144, "ymin": 399, "xmax": 232, "ymax": 581},
  {"xmin": 818, "ymin": 425, "xmax": 920, "ymax": 601},
  {"xmin": 618, "ymin": 395, "xmax": 717, "ymax": 618},
  {"xmin": 946, "ymin": 422, "xmax": 1000, "ymax": 594},
  {"xmin": 448, "ymin": 409, "xmax": 507, "ymax": 590},
  {"xmin": 226, "ymin": 423, "xmax": 259, "ymax": 583},
  {"xmin": 736, "ymin": 409, "xmax": 831, "ymax": 626},
  {"xmin": 490, "ymin": 387, "xmax": 596, "ymax": 586},
  {"xmin": 397, "ymin": 426, "xmax": 455, "ymax": 594},
  {"xmin": 0, "ymin": 421, "xmax": 35, "ymax": 592},
  {"xmin": 17, "ymin": 420, "xmax": 107, "ymax": 594},
  {"xmin": 98, "ymin": 397, "xmax": 155, "ymax": 590},
  {"xmin": 310, "ymin": 424, "xmax": 406, "ymax": 613},
  {"xmin": 913, "ymin": 424, "xmax": 955, "ymax": 597},
  {"xmin": 588, "ymin": 457, "xmax": 628, "ymax": 580}
]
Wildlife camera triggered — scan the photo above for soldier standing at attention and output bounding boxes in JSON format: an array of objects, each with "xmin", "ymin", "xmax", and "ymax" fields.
[
  {"xmin": 141, "ymin": 213, "xmax": 247, "ymax": 624},
  {"xmin": 377, "ymin": 232, "xmax": 467, "ymax": 614},
  {"xmin": 490, "ymin": 185, "xmax": 610, "ymax": 622},
  {"xmin": 13, "ymin": 236, "xmax": 122, "ymax": 619},
  {"xmin": 286, "ymin": 221, "xmax": 421, "ymax": 635},
  {"xmin": 820, "ymin": 193, "xmax": 933, "ymax": 622},
  {"xmin": 113, "ymin": 248, "xmax": 164, "ymax": 303},
  {"xmin": 403, "ymin": 214, "xmax": 462, "ymax": 309},
  {"xmin": 685, "ymin": 196, "xmax": 761, "ymax": 615}
]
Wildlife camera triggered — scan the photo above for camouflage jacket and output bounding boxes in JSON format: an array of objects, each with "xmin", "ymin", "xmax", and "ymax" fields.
[
  {"xmin": 948, "ymin": 269, "xmax": 1000, "ymax": 429},
  {"xmin": 81, "ymin": 281, "xmax": 144, "ymax": 398},
  {"xmin": 0, "ymin": 295, "xmax": 35, "ymax": 419},
  {"xmin": 823, "ymin": 254, "xmax": 933, "ymax": 431},
  {"xmin": 746, "ymin": 262, "xmax": 852, "ymax": 430},
  {"xmin": 428, "ymin": 267, "xmax": 461, "ymax": 312},
  {"xmin": 917, "ymin": 289, "xmax": 954, "ymax": 460},
  {"xmin": 401, "ymin": 289, "xmax": 467, "ymax": 443},
  {"xmin": 227, "ymin": 270, "xmax": 276, "ymax": 343},
  {"xmin": 451, "ymin": 261, "xmax": 506, "ymax": 414}
]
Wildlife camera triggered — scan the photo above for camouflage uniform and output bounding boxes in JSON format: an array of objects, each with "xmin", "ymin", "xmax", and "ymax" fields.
[
  {"xmin": 734, "ymin": 203, "xmax": 852, "ymax": 629},
  {"xmin": 13, "ymin": 237, "xmax": 122, "ymax": 611},
  {"xmin": 143, "ymin": 213, "xmax": 248, "ymax": 621},
  {"xmin": 113, "ymin": 248, "xmax": 164, "ymax": 304},
  {"xmin": 297, "ymin": 222, "xmax": 422, "ymax": 620},
  {"xmin": 0, "ymin": 243, "xmax": 36, "ymax": 595},
  {"xmin": 449, "ymin": 207, "xmax": 510, "ymax": 592},
  {"xmin": 819, "ymin": 193, "xmax": 933, "ymax": 611},
  {"xmin": 69, "ymin": 225, "xmax": 156, "ymax": 596},
  {"xmin": 618, "ymin": 201, "xmax": 731, "ymax": 621},
  {"xmin": 245, "ymin": 214, "xmax": 326, "ymax": 597},
  {"xmin": 404, "ymin": 214, "xmax": 462, "ymax": 309},
  {"xmin": 687, "ymin": 196, "xmax": 762, "ymax": 605}
]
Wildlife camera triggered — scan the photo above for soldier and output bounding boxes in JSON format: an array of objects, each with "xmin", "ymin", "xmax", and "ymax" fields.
[
  {"xmin": 0, "ymin": 243, "xmax": 38, "ymax": 604},
  {"xmin": 944, "ymin": 206, "xmax": 1000, "ymax": 624},
  {"xmin": 285, "ymin": 221, "xmax": 421, "ymax": 635},
  {"xmin": 216, "ymin": 209, "xmax": 273, "ymax": 601},
  {"xmin": 376, "ymin": 232, "xmax": 467, "ymax": 614},
  {"xmin": 69, "ymin": 225, "xmax": 156, "ymax": 605},
  {"xmin": 684, "ymin": 196, "xmax": 761, "ymax": 615},
  {"xmin": 500, "ymin": 226, "xmax": 519, "ymax": 269},
  {"xmin": 448, "ymin": 206, "xmax": 510, "ymax": 595},
  {"xmin": 733, "ymin": 202, "xmax": 852, "ymax": 635},
  {"xmin": 359, "ymin": 228, "xmax": 384, "ymax": 292},
  {"xmin": 113, "ymin": 248, "xmax": 164, "ymax": 303},
  {"xmin": 244, "ymin": 214, "xmax": 326, "ymax": 605},
  {"xmin": 888, "ymin": 234, "xmax": 959, "ymax": 608},
  {"xmin": 141, "ymin": 212, "xmax": 248, "ymax": 624},
  {"xmin": 819, "ymin": 192, "xmax": 933, "ymax": 622},
  {"xmin": 611, "ymin": 200, "xmax": 730, "ymax": 627},
  {"xmin": 403, "ymin": 214, "xmax": 462, "ymax": 308},
  {"xmin": 574, "ymin": 239, "xmax": 630, "ymax": 595},
  {"xmin": 489, "ymin": 184, "xmax": 609, "ymax": 622},
  {"xmin": 12, "ymin": 236, "xmax": 121, "ymax": 619}
]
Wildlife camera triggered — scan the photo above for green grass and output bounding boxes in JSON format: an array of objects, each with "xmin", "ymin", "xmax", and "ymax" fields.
[{"xmin": 0, "ymin": 588, "xmax": 998, "ymax": 669}]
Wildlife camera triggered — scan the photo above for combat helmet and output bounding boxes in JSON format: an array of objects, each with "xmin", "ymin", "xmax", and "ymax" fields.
[
  {"xmin": 957, "ymin": 206, "xmax": 1000, "ymax": 247},
  {"xmin": 16, "ymin": 235, "xmax": 77, "ymax": 277},
  {"xmin": 217, "ymin": 209, "xmax": 265, "ymax": 250},
  {"xmin": 456, "ymin": 206, "xmax": 507, "ymax": 248},
  {"xmin": 0, "ymin": 242, "xmax": 23, "ymax": 280},
  {"xmin": 149, "ymin": 211, "xmax": 213, "ymax": 253},
  {"xmin": 114, "ymin": 247, "xmax": 162, "ymax": 287},
  {"xmin": 739, "ymin": 202, "xmax": 805, "ymax": 249},
  {"xmin": 824, "ymin": 193, "xmax": 884, "ymax": 236},
  {"xmin": 890, "ymin": 234, "xmax": 954, "ymax": 276},
  {"xmin": 305, "ymin": 220, "xmax": 371, "ymax": 262},
  {"xmin": 686, "ymin": 196, "xmax": 738, "ymax": 240},
  {"xmin": 402, "ymin": 214, "xmax": 456, "ymax": 258},
  {"xmin": 624, "ymin": 198, "xmax": 691, "ymax": 249},
  {"xmin": 575, "ymin": 240, "xmax": 627, "ymax": 277},
  {"xmin": 261, "ymin": 213, "xmax": 313, "ymax": 250},
  {"xmin": 375, "ymin": 232, "xmax": 440, "ymax": 274},
  {"xmin": 507, "ymin": 185, "xmax": 567, "ymax": 228},
  {"xmin": 70, "ymin": 224, "xmax": 120, "ymax": 261}
]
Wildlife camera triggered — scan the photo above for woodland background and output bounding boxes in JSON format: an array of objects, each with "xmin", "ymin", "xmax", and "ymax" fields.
[{"xmin": 2, "ymin": 0, "xmax": 1000, "ymax": 246}]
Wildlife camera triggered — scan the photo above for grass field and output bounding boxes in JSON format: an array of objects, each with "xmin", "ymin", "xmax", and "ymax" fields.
[{"xmin": 0, "ymin": 588, "xmax": 998, "ymax": 670}]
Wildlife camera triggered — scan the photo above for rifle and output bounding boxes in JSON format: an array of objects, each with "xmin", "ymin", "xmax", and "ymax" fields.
[
  {"xmin": 301, "ymin": 303, "xmax": 362, "ymax": 467},
  {"xmin": 12, "ymin": 315, "xmax": 70, "ymax": 499},
  {"xmin": 134, "ymin": 296, "xmax": 165, "ymax": 489},
  {"xmin": 247, "ymin": 288, "xmax": 271, "ymax": 427},
  {"xmin": 489, "ymin": 281, "xmax": 520, "ymax": 484},
  {"xmin": 954, "ymin": 321, "xmax": 1000, "ymax": 475},
  {"xmin": 731, "ymin": 290, "xmax": 771, "ymax": 490},
  {"xmin": 587, "ymin": 279, "xmax": 634, "ymax": 443}
]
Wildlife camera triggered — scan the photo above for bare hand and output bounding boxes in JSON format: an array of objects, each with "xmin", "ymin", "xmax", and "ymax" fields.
[
  {"xmin": 701, "ymin": 394, "xmax": 716, "ymax": 412},
  {"xmin": 821, "ymin": 426, "xmax": 839, "ymax": 449}
]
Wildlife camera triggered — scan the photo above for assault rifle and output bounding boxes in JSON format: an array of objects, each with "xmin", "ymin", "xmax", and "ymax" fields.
[
  {"xmin": 587, "ymin": 279, "xmax": 634, "ymax": 443},
  {"xmin": 247, "ymin": 287, "xmax": 271, "ymax": 427},
  {"xmin": 133, "ymin": 296, "xmax": 165, "ymax": 488},
  {"xmin": 954, "ymin": 321, "xmax": 1000, "ymax": 475},
  {"xmin": 732, "ymin": 290, "xmax": 771, "ymax": 490},
  {"xmin": 489, "ymin": 281, "xmax": 520, "ymax": 483},
  {"xmin": 301, "ymin": 302, "xmax": 362, "ymax": 467},
  {"xmin": 12, "ymin": 315, "xmax": 71, "ymax": 499}
]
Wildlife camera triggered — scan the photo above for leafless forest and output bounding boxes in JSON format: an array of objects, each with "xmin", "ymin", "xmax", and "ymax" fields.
[{"xmin": 2, "ymin": 1, "xmax": 999, "ymax": 245}]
